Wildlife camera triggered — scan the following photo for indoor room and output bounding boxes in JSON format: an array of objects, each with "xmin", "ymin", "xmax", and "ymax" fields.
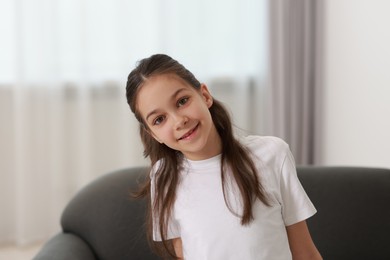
[{"xmin": 1, "ymin": 0, "xmax": 389, "ymax": 259}]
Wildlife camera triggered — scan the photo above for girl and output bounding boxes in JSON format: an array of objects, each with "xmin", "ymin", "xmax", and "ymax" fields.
[{"xmin": 126, "ymin": 54, "xmax": 322, "ymax": 260}]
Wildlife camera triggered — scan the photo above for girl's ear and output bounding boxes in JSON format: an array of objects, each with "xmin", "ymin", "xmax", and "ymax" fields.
[{"xmin": 200, "ymin": 84, "xmax": 213, "ymax": 108}]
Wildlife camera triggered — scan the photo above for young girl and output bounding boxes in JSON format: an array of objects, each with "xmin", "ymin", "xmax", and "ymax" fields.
[{"xmin": 126, "ymin": 54, "xmax": 322, "ymax": 260}]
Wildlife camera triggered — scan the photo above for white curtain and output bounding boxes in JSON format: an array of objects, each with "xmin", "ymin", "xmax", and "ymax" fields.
[{"xmin": 0, "ymin": 0, "xmax": 268, "ymax": 246}]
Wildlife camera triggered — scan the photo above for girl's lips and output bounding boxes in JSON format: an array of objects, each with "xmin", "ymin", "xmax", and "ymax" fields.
[{"xmin": 178, "ymin": 124, "xmax": 199, "ymax": 140}]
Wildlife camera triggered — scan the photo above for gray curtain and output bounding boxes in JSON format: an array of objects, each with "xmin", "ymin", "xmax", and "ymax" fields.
[{"xmin": 267, "ymin": 0, "xmax": 323, "ymax": 164}]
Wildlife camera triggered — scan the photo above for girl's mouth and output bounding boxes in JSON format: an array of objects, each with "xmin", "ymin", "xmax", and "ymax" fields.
[{"xmin": 178, "ymin": 124, "xmax": 199, "ymax": 140}]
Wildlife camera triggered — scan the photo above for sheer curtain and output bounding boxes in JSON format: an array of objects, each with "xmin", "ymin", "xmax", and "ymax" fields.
[{"xmin": 0, "ymin": 0, "xmax": 268, "ymax": 245}]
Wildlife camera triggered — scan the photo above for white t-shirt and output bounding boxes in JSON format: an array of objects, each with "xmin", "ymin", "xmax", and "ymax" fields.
[{"xmin": 151, "ymin": 136, "xmax": 317, "ymax": 260}]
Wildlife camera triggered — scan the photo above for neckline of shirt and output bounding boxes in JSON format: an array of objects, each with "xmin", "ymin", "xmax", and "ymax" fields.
[{"xmin": 184, "ymin": 154, "xmax": 221, "ymax": 170}]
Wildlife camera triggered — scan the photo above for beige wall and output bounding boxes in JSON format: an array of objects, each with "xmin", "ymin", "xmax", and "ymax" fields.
[{"xmin": 320, "ymin": 0, "xmax": 390, "ymax": 168}]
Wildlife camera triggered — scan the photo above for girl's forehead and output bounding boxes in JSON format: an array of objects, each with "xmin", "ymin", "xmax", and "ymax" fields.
[{"xmin": 145, "ymin": 73, "xmax": 189, "ymax": 87}]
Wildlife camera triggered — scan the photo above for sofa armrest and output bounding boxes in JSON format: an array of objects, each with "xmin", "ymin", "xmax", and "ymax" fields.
[{"xmin": 33, "ymin": 233, "xmax": 96, "ymax": 260}]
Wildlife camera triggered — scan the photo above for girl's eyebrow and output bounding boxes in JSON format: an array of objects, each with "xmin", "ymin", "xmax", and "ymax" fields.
[{"xmin": 145, "ymin": 88, "xmax": 188, "ymax": 121}]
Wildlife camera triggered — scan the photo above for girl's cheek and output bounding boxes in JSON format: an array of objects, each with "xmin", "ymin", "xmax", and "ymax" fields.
[{"xmin": 160, "ymin": 127, "xmax": 170, "ymax": 138}]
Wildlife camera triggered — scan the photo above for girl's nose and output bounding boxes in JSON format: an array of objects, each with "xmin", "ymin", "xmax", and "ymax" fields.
[{"xmin": 174, "ymin": 114, "xmax": 188, "ymax": 130}]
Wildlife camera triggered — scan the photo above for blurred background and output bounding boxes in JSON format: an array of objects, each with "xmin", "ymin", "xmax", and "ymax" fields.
[{"xmin": 0, "ymin": 0, "xmax": 389, "ymax": 258}]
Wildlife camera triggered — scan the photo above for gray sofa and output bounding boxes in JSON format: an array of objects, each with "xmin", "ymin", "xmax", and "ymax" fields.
[{"xmin": 33, "ymin": 166, "xmax": 390, "ymax": 260}]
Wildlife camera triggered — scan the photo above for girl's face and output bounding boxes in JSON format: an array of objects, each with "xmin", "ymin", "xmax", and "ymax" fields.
[{"xmin": 137, "ymin": 73, "xmax": 222, "ymax": 161}]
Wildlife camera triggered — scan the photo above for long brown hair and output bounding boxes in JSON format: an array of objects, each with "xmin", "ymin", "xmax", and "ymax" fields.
[{"xmin": 126, "ymin": 54, "xmax": 269, "ymax": 259}]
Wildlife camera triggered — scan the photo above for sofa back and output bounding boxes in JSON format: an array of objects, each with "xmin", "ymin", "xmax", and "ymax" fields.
[
  {"xmin": 61, "ymin": 167, "xmax": 159, "ymax": 260},
  {"xmin": 298, "ymin": 166, "xmax": 390, "ymax": 259}
]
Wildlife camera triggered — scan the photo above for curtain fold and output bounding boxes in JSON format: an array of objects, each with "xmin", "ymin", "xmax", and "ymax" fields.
[{"xmin": 267, "ymin": 0, "xmax": 323, "ymax": 164}]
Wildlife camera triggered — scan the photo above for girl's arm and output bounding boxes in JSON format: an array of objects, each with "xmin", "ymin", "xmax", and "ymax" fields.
[
  {"xmin": 286, "ymin": 220, "xmax": 322, "ymax": 260},
  {"xmin": 172, "ymin": 237, "xmax": 183, "ymax": 260}
]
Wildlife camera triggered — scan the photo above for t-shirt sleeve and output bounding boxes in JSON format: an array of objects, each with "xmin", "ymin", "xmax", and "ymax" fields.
[
  {"xmin": 278, "ymin": 147, "xmax": 317, "ymax": 226},
  {"xmin": 150, "ymin": 165, "xmax": 181, "ymax": 241}
]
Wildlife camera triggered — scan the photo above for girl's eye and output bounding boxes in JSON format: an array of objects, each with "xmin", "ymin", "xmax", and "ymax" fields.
[
  {"xmin": 177, "ymin": 97, "xmax": 189, "ymax": 107},
  {"xmin": 153, "ymin": 115, "xmax": 165, "ymax": 125}
]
